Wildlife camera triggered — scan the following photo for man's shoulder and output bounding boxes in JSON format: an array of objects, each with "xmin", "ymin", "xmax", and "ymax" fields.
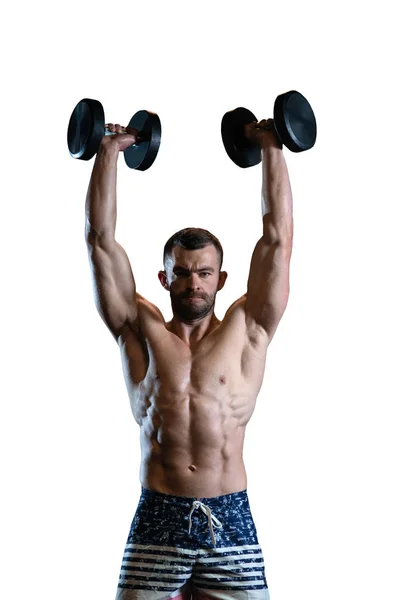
[
  {"xmin": 222, "ymin": 294, "xmax": 247, "ymax": 321},
  {"xmin": 222, "ymin": 294, "xmax": 270, "ymax": 349},
  {"xmin": 136, "ymin": 293, "xmax": 166, "ymax": 327}
]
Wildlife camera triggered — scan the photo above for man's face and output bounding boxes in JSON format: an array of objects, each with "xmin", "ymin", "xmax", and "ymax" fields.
[{"xmin": 159, "ymin": 245, "xmax": 227, "ymax": 322}]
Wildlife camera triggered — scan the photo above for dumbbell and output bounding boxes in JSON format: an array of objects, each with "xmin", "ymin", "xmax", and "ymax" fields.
[
  {"xmin": 221, "ymin": 90, "xmax": 317, "ymax": 168},
  {"xmin": 67, "ymin": 98, "xmax": 161, "ymax": 171}
]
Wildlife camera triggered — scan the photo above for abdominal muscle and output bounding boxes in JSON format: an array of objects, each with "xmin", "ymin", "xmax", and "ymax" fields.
[{"xmin": 137, "ymin": 389, "xmax": 250, "ymax": 499}]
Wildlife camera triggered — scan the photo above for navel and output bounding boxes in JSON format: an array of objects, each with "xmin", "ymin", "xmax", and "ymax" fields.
[
  {"xmin": 219, "ymin": 375, "xmax": 226, "ymax": 384},
  {"xmin": 188, "ymin": 465, "xmax": 197, "ymax": 472}
]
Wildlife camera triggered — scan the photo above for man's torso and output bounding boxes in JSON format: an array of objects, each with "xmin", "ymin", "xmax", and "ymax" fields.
[{"xmin": 118, "ymin": 294, "xmax": 270, "ymax": 499}]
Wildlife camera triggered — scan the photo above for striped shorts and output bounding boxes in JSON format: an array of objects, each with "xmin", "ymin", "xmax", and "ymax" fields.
[{"xmin": 115, "ymin": 486, "xmax": 270, "ymax": 599}]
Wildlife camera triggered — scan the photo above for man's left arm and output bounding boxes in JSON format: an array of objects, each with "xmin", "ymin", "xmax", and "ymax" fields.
[{"xmin": 245, "ymin": 125, "xmax": 294, "ymax": 343}]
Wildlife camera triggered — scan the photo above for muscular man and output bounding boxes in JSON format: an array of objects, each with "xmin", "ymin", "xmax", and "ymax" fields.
[{"xmin": 85, "ymin": 119, "xmax": 293, "ymax": 600}]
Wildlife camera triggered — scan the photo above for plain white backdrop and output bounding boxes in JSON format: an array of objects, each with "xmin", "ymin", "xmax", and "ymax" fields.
[{"xmin": 1, "ymin": 1, "xmax": 399, "ymax": 599}]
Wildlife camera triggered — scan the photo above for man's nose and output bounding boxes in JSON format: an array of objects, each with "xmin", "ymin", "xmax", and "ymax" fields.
[{"xmin": 186, "ymin": 273, "xmax": 200, "ymax": 288}]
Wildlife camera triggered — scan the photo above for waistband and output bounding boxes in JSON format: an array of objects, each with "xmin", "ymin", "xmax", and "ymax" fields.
[{"xmin": 140, "ymin": 485, "xmax": 248, "ymax": 507}]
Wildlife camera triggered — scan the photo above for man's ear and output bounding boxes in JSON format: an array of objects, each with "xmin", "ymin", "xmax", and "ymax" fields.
[
  {"xmin": 217, "ymin": 271, "xmax": 228, "ymax": 291},
  {"xmin": 158, "ymin": 270, "xmax": 170, "ymax": 291}
]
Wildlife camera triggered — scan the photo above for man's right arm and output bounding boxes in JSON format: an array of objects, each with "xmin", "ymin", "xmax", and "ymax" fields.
[{"xmin": 85, "ymin": 142, "xmax": 138, "ymax": 343}]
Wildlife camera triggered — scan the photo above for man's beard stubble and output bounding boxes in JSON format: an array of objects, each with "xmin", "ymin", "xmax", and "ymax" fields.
[{"xmin": 170, "ymin": 290, "xmax": 216, "ymax": 322}]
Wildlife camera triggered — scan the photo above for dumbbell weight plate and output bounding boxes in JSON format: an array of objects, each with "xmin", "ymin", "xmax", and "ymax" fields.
[
  {"xmin": 221, "ymin": 107, "xmax": 262, "ymax": 168},
  {"xmin": 67, "ymin": 98, "xmax": 105, "ymax": 160},
  {"xmin": 274, "ymin": 91, "xmax": 317, "ymax": 152},
  {"xmin": 124, "ymin": 110, "xmax": 161, "ymax": 171}
]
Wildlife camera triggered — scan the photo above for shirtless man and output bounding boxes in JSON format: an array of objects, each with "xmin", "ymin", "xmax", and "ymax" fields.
[{"xmin": 84, "ymin": 118, "xmax": 293, "ymax": 600}]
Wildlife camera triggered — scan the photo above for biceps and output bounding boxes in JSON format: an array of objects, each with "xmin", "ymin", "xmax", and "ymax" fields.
[{"xmin": 246, "ymin": 237, "xmax": 291, "ymax": 327}]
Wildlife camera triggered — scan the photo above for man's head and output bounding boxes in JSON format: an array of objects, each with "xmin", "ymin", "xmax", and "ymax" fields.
[{"xmin": 158, "ymin": 228, "xmax": 228, "ymax": 322}]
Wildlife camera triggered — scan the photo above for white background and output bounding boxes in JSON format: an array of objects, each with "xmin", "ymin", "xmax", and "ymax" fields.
[{"xmin": 1, "ymin": 1, "xmax": 399, "ymax": 599}]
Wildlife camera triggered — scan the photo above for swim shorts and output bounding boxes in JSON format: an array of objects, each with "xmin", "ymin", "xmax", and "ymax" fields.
[{"xmin": 115, "ymin": 486, "xmax": 270, "ymax": 599}]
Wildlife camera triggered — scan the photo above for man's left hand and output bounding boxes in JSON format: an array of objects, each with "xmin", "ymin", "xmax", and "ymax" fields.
[{"xmin": 244, "ymin": 118, "xmax": 282, "ymax": 150}]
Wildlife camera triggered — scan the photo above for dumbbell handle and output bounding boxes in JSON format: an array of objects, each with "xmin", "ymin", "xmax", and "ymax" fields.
[
  {"xmin": 255, "ymin": 121, "xmax": 275, "ymax": 132},
  {"xmin": 104, "ymin": 126, "xmax": 149, "ymax": 144}
]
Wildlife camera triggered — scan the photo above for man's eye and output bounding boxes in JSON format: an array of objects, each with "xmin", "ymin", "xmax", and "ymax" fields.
[{"xmin": 200, "ymin": 273, "xmax": 211, "ymax": 277}]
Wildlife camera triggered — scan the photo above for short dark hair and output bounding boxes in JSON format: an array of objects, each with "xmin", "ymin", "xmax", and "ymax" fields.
[{"xmin": 163, "ymin": 227, "xmax": 223, "ymax": 270}]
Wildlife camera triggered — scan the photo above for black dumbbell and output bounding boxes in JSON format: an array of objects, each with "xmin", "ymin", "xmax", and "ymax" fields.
[
  {"xmin": 221, "ymin": 90, "xmax": 317, "ymax": 168},
  {"xmin": 67, "ymin": 98, "xmax": 161, "ymax": 171}
]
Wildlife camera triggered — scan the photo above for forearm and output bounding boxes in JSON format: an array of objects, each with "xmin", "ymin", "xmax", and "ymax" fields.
[
  {"xmin": 85, "ymin": 144, "xmax": 120, "ymax": 241},
  {"xmin": 261, "ymin": 145, "xmax": 293, "ymax": 245}
]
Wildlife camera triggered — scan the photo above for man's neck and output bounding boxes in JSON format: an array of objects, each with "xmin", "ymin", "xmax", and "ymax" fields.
[{"xmin": 168, "ymin": 312, "xmax": 220, "ymax": 347}]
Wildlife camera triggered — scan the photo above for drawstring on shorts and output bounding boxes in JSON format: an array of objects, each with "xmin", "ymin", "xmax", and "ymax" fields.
[{"xmin": 188, "ymin": 500, "xmax": 223, "ymax": 547}]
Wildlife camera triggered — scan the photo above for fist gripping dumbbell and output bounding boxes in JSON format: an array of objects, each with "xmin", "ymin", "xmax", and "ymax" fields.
[
  {"xmin": 67, "ymin": 98, "xmax": 161, "ymax": 171},
  {"xmin": 221, "ymin": 90, "xmax": 317, "ymax": 168}
]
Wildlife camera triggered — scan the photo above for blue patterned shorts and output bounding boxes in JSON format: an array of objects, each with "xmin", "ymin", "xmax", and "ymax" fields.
[{"xmin": 116, "ymin": 486, "xmax": 270, "ymax": 599}]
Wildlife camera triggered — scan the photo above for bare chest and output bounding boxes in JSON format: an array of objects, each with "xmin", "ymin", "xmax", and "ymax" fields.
[{"xmin": 120, "ymin": 323, "xmax": 268, "ymax": 429}]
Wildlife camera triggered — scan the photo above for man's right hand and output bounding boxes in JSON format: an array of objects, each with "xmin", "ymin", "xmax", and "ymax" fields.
[{"xmin": 100, "ymin": 123, "xmax": 140, "ymax": 152}]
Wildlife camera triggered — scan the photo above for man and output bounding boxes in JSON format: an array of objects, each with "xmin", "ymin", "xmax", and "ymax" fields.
[{"xmin": 85, "ymin": 118, "xmax": 293, "ymax": 600}]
